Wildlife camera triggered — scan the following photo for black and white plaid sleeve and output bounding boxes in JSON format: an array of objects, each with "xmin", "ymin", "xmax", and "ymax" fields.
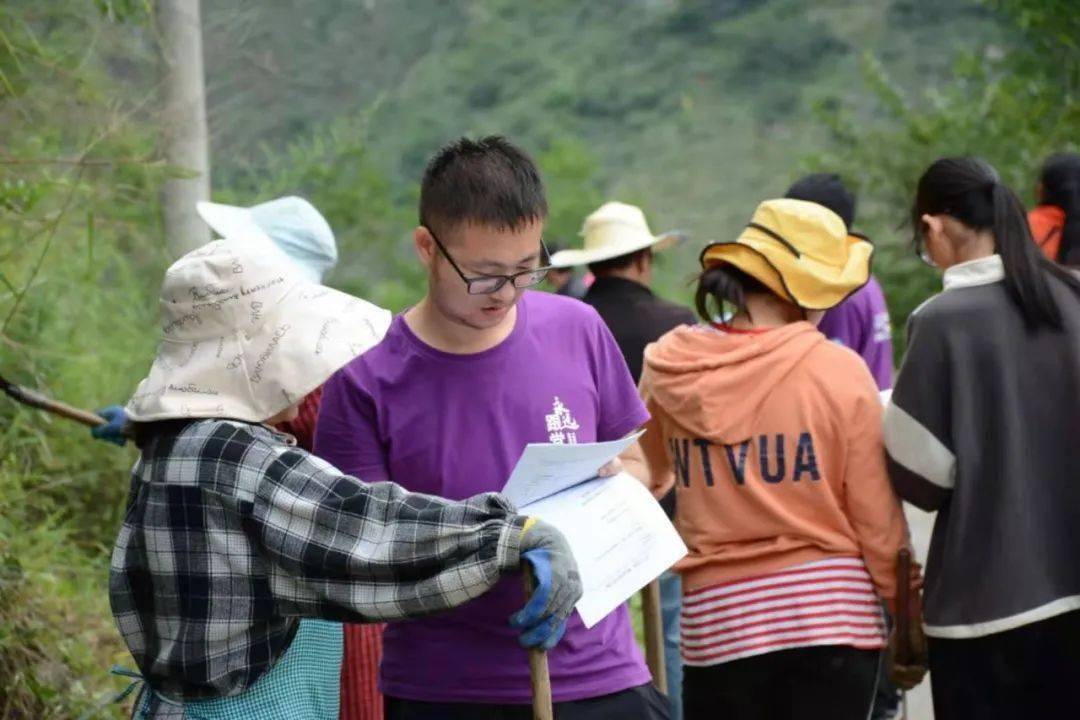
[
  {"xmin": 109, "ymin": 420, "xmax": 528, "ymax": 703},
  {"xmin": 235, "ymin": 428, "xmax": 528, "ymax": 621}
]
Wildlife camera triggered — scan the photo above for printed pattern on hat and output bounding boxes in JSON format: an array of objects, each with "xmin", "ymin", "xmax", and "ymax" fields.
[{"xmin": 680, "ymin": 556, "xmax": 886, "ymax": 667}]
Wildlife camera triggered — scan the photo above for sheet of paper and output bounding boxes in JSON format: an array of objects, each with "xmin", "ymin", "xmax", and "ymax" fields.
[
  {"xmin": 519, "ymin": 471, "xmax": 688, "ymax": 628},
  {"xmin": 501, "ymin": 430, "xmax": 644, "ymax": 508}
]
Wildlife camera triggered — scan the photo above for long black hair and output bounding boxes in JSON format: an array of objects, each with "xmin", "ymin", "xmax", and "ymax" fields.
[
  {"xmin": 1039, "ymin": 153, "xmax": 1080, "ymax": 264},
  {"xmin": 913, "ymin": 156, "xmax": 1080, "ymax": 330}
]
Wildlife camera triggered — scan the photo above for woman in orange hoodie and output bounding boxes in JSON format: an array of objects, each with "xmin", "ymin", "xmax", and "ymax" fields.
[
  {"xmin": 1028, "ymin": 152, "xmax": 1080, "ymax": 264},
  {"xmin": 636, "ymin": 199, "xmax": 914, "ymax": 720}
]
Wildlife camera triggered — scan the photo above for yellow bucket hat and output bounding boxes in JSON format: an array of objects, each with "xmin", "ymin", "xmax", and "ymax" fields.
[{"xmin": 699, "ymin": 198, "xmax": 873, "ymax": 311}]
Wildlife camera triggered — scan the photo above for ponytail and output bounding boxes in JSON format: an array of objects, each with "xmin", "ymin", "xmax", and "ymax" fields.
[
  {"xmin": 695, "ymin": 265, "xmax": 770, "ymax": 323},
  {"xmin": 914, "ymin": 156, "xmax": 1080, "ymax": 331},
  {"xmin": 990, "ymin": 182, "xmax": 1065, "ymax": 329}
]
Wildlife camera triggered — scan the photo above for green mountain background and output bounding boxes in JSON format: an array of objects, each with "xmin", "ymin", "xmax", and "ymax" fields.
[{"xmin": 201, "ymin": 0, "xmax": 997, "ymax": 304}]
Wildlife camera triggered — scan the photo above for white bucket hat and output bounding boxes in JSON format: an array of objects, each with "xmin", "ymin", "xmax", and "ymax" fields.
[
  {"xmin": 548, "ymin": 201, "xmax": 687, "ymax": 268},
  {"xmin": 197, "ymin": 196, "xmax": 338, "ymax": 283},
  {"xmin": 125, "ymin": 239, "xmax": 391, "ymax": 423}
]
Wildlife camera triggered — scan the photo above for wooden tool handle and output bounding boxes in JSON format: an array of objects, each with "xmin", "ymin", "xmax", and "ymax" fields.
[
  {"xmin": 3, "ymin": 383, "xmax": 107, "ymax": 427},
  {"xmin": 895, "ymin": 548, "xmax": 912, "ymax": 665},
  {"xmin": 523, "ymin": 565, "xmax": 554, "ymax": 720},
  {"xmin": 641, "ymin": 579, "xmax": 668, "ymax": 694}
]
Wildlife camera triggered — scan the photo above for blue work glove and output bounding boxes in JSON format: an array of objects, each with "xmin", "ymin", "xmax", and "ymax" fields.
[
  {"xmin": 509, "ymin": 518, "xmax": 582, "ymax": 651},
  {"xmin": 91, "ymin": 405, "xmax": 128, "ymax": 447}
]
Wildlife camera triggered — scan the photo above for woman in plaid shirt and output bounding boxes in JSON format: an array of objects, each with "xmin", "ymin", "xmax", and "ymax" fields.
[
  {"xmin": 93, "ymin": 195, "xmax": 393, "ymax": 719},
  {"xmin": 109, "ymin": 237, "xmax": 582, "ymax": 719}
]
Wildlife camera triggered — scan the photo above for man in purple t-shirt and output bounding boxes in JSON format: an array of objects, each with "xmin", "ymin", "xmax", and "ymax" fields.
[
  {"xmin": 315, "ymin": 137, "xmax": 667, "ymax": 719},
  {"xmin": 786, "ymin": 173, "xmax": 894, "ymax": 390}
]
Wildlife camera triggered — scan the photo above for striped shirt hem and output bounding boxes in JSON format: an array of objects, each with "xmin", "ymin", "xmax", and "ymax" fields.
[{"xmin": 681, "ymin": 557, "xmax": 886, "ymax": 667}]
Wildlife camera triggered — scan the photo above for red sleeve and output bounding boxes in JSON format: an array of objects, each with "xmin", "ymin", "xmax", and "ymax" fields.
[{"xmin": 275, "ymin": 386, "xmax": 323, "ymax": 452}]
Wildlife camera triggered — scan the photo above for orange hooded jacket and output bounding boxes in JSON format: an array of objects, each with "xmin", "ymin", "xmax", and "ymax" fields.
[
  {"xmin": 1029, "ymin": 205, "xmax": 1066, "ymax": 262},
  {"xmin": 637, "ymin": 322, "xmax": 909, "ymax": 602}
]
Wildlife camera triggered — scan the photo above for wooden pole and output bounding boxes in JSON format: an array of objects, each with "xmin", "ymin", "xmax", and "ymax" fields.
[
  {"xmin": 641, "ymin": 579, "xmax": 667, "ymax": 694},
  {"xmin": 523, "ymin": 565, "xmax": 554, "ymax": 720},
  {"xmin": 895, "ymin": 549, "xmax": 912, "ymax": 664},
  {"xmin": 0, "ymin": 375, "xmax": 107, "ymax": 427}
]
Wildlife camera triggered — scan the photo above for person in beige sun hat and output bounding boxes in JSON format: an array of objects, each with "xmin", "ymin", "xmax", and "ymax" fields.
[
  {"xmin": 124, "ymin": 237, "xmax": 390, "ymax": 422},
  {"xmin": 549, "ymin": 201, "xmax": 686, "ymax": 269},
  {"xmin": 110, "ymin": 237, "xmax": 585, "ymax": 719},
  {"xmin": 549, "ymin": 200, "xmax": 693, "ymax": 381}
]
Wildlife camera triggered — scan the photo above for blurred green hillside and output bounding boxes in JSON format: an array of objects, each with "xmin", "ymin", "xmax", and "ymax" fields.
[{"xmin": 202, "ymin": 0, "xmax": 999, "ymax": 305}]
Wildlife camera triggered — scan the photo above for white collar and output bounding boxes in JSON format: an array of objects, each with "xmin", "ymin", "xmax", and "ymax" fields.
[{"xmin": 942, "ymin": 254, "xmax": 1005, "ymax": 291}]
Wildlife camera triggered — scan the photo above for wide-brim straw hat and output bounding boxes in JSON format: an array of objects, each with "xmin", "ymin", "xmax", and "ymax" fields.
[
  {"xmin": 548, "ymin": 201, "xmax": 686, "ymax": 268},
  {"xmin": 700, "ymin": 198, "xmax": 873, "ymax": 311},
  {"xmin": 197, "ymin": 197, "xmax": 338, "ymax": 284},
  {"xmin": 126, "ymin": 238, "xmax": 391, "ymax": 423}
]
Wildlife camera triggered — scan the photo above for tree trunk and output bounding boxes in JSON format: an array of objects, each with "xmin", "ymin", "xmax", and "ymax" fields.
[{"xmin": 157, "ymin": 0, "xmax": 210, "ymax": 257}]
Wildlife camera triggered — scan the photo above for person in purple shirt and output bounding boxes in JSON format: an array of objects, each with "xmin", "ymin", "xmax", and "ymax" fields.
[
  {"xmin": 786, "ymin": 174, "xmax": 894, "ymax": 390},
  {"xmin": 315, "ymin": 136, "xmax": 669, "ymax": 720}
]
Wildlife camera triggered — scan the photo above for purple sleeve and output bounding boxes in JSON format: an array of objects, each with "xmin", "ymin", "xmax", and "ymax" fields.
[
  {"xmin": 313, "ymin": 365, "xmax": 391, "ymax": 483},
  {"xmin": 590, "ymin": 314, "xmax": 650, "ymax": 441},
  {"xmin": 820, "ymin": 281, "xmax": 894, "ymax": 391},
  {"xmin": 864, "ymin": 279, "xmax": 895, "ymax": 391}
]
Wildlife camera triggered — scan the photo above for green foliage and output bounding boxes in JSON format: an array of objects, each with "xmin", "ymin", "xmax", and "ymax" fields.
[
  {"xmin": 807, "ymin": 0, "xmax": 1080, "ymax": 354},
  {"xmin": 222, "ymin": 116, "xmax": 423, "ymax": 312},
  {"xmin": 536, "ymin": 138, "xmax": 606, "ymax": 247},
  {"xmin": 1, "ymin": 3, "xmax": 164, "ymax": 717},
  {"xmin": 202, "ymin": 1, "xmax": 467, "ymax": 173},
  {"xmin": 325, "ymin": 0, "xmax": 991, "ymax": 307}
]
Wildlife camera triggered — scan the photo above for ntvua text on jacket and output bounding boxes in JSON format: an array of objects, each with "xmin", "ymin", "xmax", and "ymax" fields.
[{"xmin": 637, "ymin": 322, "xmax": 909, "ymax": 602}]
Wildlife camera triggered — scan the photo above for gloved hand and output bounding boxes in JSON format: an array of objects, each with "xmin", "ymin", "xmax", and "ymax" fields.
[
  {"xmin": 509, "ymin": 518, "xmax": 582, "ymax": 651},
  {"xmin": 91, "ymin": 405, "xmax": 128, "ymax": 447}
]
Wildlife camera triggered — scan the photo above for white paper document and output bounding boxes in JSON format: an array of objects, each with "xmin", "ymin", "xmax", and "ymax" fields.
[
  {"xmin": 502, "ymin": 430, "xmax": 644, "ymax": 507},
  {"xmin": 503, "ymin": 434, "xmax": 688, "ymax": 628}
]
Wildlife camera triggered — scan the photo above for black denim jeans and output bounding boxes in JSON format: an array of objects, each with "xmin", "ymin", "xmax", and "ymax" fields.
[
  {"xmin": 682, "ymin": 646, "xmax": 880, "ymax": 720},
  {"xmin": 928, "ymin": 609, "xmax": 1080, "ymax": 720}
]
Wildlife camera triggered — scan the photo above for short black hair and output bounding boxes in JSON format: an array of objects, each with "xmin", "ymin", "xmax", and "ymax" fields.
[
  {"xmin": 419, "ymin": 136, "xmax": 548, "ymax": 235},
  {"xmin": 588, "ymin": 247, "xmax": 651, "ymax": 277},
  {"xmin": 695, "ymin": 264, "xmax": 773, "ymax": 322},
  {"xmin": 785, "ymin": 173, "xmax": 856, "ymax": 228}
]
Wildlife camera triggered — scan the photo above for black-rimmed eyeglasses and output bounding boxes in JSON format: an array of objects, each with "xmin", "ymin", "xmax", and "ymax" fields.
[{"xmin": 426, "ymin": 226, "xmax": 553, "ymax": 295}]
